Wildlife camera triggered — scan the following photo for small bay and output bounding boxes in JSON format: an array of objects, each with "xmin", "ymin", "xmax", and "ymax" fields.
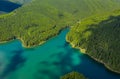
[
  {"xmin": 0, "ymin": 0, "xmax": 21, "ymax": 13},
  {"xmin": 0, "ymin": 29, "xmax": 120, "ymax": 79}
]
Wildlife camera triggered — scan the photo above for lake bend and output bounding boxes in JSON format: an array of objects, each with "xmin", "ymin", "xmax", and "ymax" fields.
[{"xmin": 0, "ymin": 29, "xmax": 120, "ymax": 79}]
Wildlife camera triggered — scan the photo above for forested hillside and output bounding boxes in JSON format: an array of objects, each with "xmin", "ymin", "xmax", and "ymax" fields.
[
  {"xmin": 66, "ymin": 10, "xmax": 120, "ymax": 73},
  {"xmin": 0, "ymin": 0, "xmax": 120, "ymax": 47}
]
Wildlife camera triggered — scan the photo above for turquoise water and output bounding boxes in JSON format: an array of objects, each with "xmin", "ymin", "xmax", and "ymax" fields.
[{"xmin": 0, "ymin": 29, "xmax": 120, "ymax": 79}]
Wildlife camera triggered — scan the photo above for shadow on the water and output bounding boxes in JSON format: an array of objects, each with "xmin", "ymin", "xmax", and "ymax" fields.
[
  {"xmin": 0, "ymin": 0, "xmax": 21, "ymax": 13},
  {"xmin": 35, "ymin": 39, "xmax": 120, "ymax": 79},
  {"xmin": 1, "ymin": 28, "xmax": 120, "ymax": 79},
  {"xmin": 36, "ymin": 43, "xmax": 83, "ymax": 79},
  {"xmin": 1, "ymin": 49, "xmax": 26, "ymax": 78},
  {"xmin": 57, "ymin": 42, "xmax": 69, "ymax": 48}
]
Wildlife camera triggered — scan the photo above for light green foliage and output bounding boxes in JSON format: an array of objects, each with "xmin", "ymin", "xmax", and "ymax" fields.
[{"xmin": 0, "ymin": 0, "xmax": 120, "ymax": 47}]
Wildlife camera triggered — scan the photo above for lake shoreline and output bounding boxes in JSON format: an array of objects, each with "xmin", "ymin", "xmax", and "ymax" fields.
[
  {"xmin": 0, "ymin": 37, "xmax": 50, "ymax": 49},
  {"xmin": 1, "ymin": 28, "xmax": 120, "ymax": 74},
  {"xmin": 0, "ymin": 27, "xmax": 69, "ymax": 48},
  {"xmin": 1, "ymin": 27, "xmax": 120, "ymax": 74},
  {"xmin": 66, "ymin": 38, "xmax": 120, "ymax": 74},
  {"xmin": 0, "ymin": 28, "xmax": 120, "ymax": 79}
]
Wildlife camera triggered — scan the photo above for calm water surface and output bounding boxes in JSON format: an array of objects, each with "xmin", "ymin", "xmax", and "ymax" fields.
[
  {"xmin": 0, "ymin": 0, "xmax": 21, "ymax": 13},
  {"xmin": 0, "ymin": 29, "xmax": 120, "ymax": 79}
]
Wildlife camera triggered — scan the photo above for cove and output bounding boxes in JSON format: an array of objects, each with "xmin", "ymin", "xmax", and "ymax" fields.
[
  {"xmin": 0, "ymin": 29, "xmax": 120, "ymax": 79},
  {"xmin": 0, "ymin": 0, "xmax": 21, "ymax": 14}
]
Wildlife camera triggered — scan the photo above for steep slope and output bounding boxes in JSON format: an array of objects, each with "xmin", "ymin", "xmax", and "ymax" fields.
[
  {"xmin": 66, "ymin": 10, "xmax": 120, "ymax": 73},
  {"xmin": 0, "ymin": 0, "xmax": 120, "ymax": 47}
]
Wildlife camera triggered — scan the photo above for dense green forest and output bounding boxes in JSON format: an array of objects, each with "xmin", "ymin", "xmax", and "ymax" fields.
[
  {"xmin": 66, "ymin": 10, "xmax": 120, "ymax": 73},
  {"xmin": 0, "ymin": 0, "xmax": 120, "ymax": 47},
  {"xmin": 60, "ymin": 71, "xmax": 87, "ymax": 79}
]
